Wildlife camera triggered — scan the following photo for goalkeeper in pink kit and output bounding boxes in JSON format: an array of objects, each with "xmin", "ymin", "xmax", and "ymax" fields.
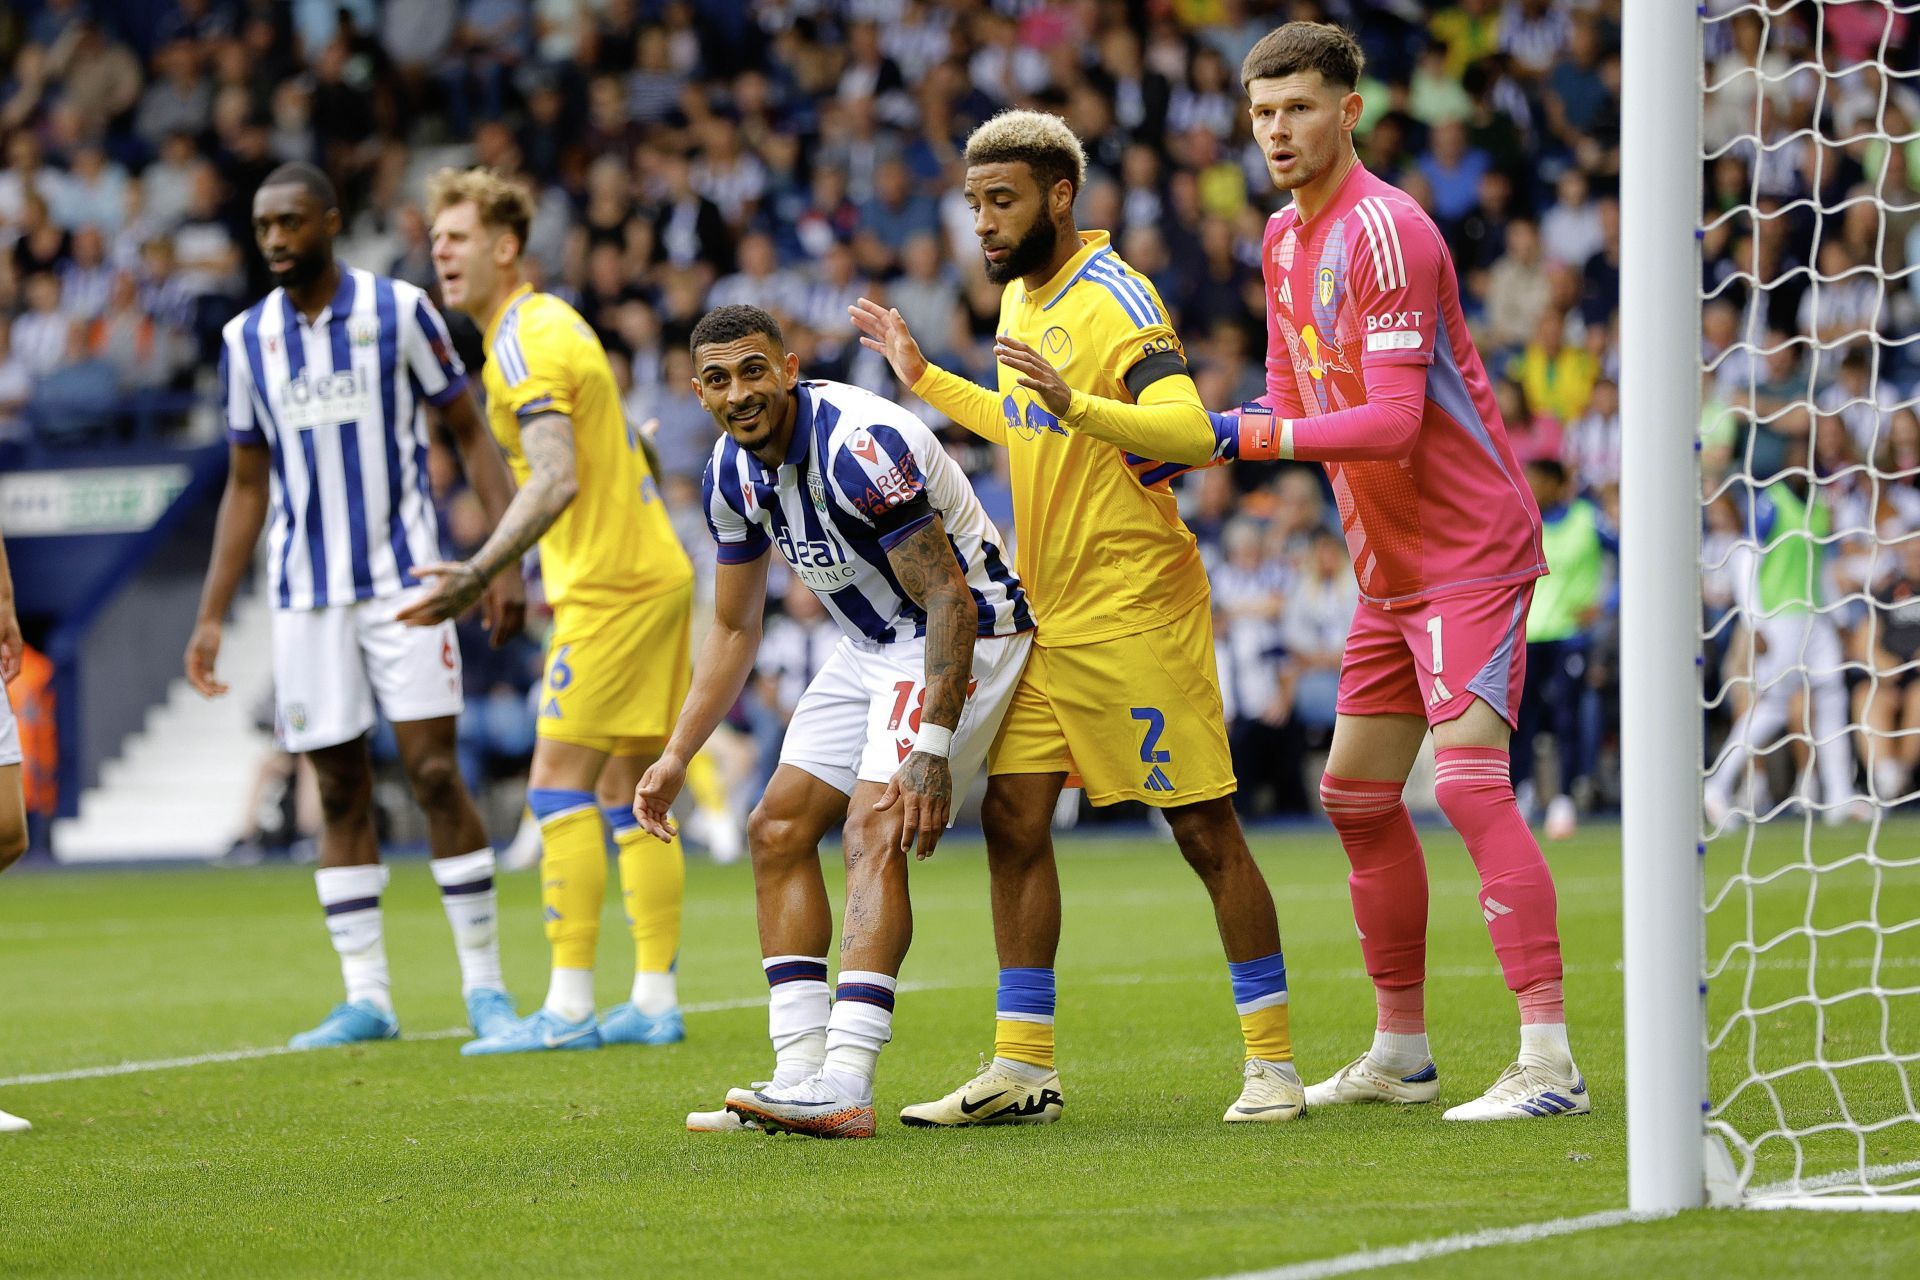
[{"xmin": 1034, "ymin": 21, "xmax": 1584, "ymax": 1121}]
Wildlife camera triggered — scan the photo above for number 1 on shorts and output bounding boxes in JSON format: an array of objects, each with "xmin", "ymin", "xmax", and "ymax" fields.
[{"xmin": 1426, "ymin": 615, "xmax": 1444, "ymax": 674}]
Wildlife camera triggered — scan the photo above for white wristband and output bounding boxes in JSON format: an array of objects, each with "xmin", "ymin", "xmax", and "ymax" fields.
[
  {"xmin": 914, "ymin": 724, "xmax": 954, "ymax": 759},
  {"xmin": 1278, "ymin": 418, "xmax": 1295, "ymax": 461}
]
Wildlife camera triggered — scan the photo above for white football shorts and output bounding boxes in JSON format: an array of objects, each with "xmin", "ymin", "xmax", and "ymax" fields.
[
  {"xmin": 0, "ymin": 684, "xmax": 19, "ymax": 767},
  {"xmin": 270, "ymin": 588, "xmax": 464, "ymax": 753},
  {"xmin": 780, "ymin": 630, "xmax": 1033, "ymax": 798}
]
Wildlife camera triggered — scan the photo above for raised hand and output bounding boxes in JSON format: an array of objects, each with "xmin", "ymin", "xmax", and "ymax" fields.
[
  {"xmin": 993, "ymin": 335, "xmax": 1071, "ymax": 418},
  {"xmin": 848, "ymin": 298, "xmax": 929, "ymax": 389}
]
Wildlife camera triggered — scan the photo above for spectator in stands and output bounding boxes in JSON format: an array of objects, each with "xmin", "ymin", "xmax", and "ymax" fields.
[
  {"xmin": 12, "ymin": 272, "xmax": 67, "ymax": 377},
  {"xmin": 48, "ymin": 20, "xmax": 143, "ymax": 138},
  {"xmin": 56, "ymin": 225, "xmax": 112, "ymax": 321},
  {"xmin": 89, "ymin": 269, "xmax": 182, "ymax": 390},
  {"xmin": 888, "ymin": 231, "xmax": 964, "ymax": 368},
  {"xmin": 1564, "ymin": 377, "xmax": 1621, "ymax": 493},
  {"xmin": 1858, "ymin": 533, "xmax": 1920, "ymax": 804},
  {"xmin": 135, "ymin": 41, "xmax": 212, "ymax": 148},
  {"xmin": 1511, "ymin": 308, "xmax": 1598, "ymax": 426},
  {"xmin": 1417, "ymin": 119, "xmax": 1491, "ymax": 231},
  {"xmin": 1482, "ymin": 218, "xmax": 1550, "ymax": 354},
  {"xmin": 1540, "ymin": 167, "xmax": 1604, "ymax": 268},
  {"xmin": 0, "ymin": 315, "xmax": 30, "ymax": 441}
]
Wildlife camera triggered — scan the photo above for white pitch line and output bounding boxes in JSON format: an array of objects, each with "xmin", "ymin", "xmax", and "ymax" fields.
[
  {"xmin": 1207, "ymin": 1209, "xmax": 1671, "ymax": 1280},
  {"xmin": 1748, "ymin": 1157, "xmax": 1920, "ymax": 1203}
]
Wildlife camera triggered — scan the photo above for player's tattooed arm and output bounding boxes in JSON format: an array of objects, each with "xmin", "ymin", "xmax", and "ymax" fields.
[
  {"xmin": 876, "ymin": 512, "xmax": 979, "ymax": 858},
  {"xmin": 435, "ymin": 390, "xmax": 525, "ymax": 645},
  {"xmin": 396, "ymin": 412, "xmax": 579, "ymax": 629}
]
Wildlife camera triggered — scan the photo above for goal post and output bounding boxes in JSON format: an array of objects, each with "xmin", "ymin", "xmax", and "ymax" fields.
[
  {"xmin": 1625, "ymin": 0, "xmax": 1920, "ymax": 1213},
  {"xmin": 1620, "ymin": 0, "xmax": 1709, "ymax": 1217}
]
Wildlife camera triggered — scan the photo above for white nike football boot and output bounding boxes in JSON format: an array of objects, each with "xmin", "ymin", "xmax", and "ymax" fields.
[
  {"xmin": 0, "ymin": 1107, "xmax": 30, "ymax": 1133},
  {"xmin": 725, "ymin": 1077, "xmax": 875, "ymax": 1139},
  {"xmin": 1223, "ymin": 1058, "xmax": 1306, "ymax": 1123},
  {"xmin": 1304, "ymin": 1054, "xmax": 1442, "ymax": 1107},
  {"xmin": 899, "ymin": 1057, "xmax": 1063, "ymax": 1127},
  {"xmin": 1442, "ymin": 1059, "xmax": 1592, "ymax": 1121}
]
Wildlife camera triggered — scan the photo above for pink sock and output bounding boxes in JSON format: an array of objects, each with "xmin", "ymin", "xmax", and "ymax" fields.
[
  {"xmin": 1432, "ymin": 746, "xmax": 1564, "ymax": 995},
  {"xmin": 1375, "ymin": 982, "xmax": 1426, "ymax": 1035},
  {"xmin": 1320, "ymin": 774, "xmax": 1428, "ymax": 992},
  {"xmin": 1517, "ymin": 978, "xmax": 1565, "ymax": 1025}
]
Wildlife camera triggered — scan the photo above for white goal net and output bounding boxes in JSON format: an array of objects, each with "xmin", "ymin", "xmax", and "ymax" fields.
[{"xmin": 1697, "ymin": 0, "xmax": 1920, "ymax": 1208}]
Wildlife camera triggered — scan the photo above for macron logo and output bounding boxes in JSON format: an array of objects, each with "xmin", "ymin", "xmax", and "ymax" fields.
[{"xmin": 850, "ymin": 433, "xmax": 880, "ymax": 464}]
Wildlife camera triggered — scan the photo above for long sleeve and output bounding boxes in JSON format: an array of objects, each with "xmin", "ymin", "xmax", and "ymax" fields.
[
  {"xmin": 912, "ymin": 363, "xmax": 1007, "ymax": 444},
  {"xmin": 1060, "ymin": 373, "xmax": 1228, "ymax": 466}
]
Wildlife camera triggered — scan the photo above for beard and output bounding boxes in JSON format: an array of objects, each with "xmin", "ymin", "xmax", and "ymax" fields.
[
  {"xmin": 723, "ymin": 391, "xmax": 784, "ymax": 453},
  {"xmin": 278, "ymin": 248, "xmax": 333, "ymax": 290},
  {"xmin": 983, "ymin": 215, "xmax": 1059, "ymax": 284}
]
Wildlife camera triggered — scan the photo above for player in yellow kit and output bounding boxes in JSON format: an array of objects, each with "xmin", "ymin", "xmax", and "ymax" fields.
[
  {"xmin": 402, "ymin": 168, "xmax": 695, "ymax": 1053},
  {"xmin": 849, "ymin": 111, "xmax": 1304, "ymax": 1126}
]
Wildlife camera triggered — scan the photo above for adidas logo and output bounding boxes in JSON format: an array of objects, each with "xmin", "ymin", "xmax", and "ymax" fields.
[
  {"xmin": 1428, "ymin": 677, "xmax": 1454, "ymax": 706},
  {"xmin": 1144, "ymin": 766, "xmax": 1175, "ymax": 793},
  {"xmin": 1482, "ymin": 896, "xmax": 1512, "ymax": 924}
]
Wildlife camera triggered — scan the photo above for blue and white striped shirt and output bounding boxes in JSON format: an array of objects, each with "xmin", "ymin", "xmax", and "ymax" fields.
[
  {"xmin": 221, "ymin": 268, "xmax": 468, "ymax": 610},
  {"xmin": 703, "ymin": 380, "xmax": 1031, "ymax": 645}
]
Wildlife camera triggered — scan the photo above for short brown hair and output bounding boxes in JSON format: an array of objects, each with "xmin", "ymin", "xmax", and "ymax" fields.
[
  {"xmin": 426, "ymin": 167, "xmax": 535, "ymax": 256},
  {"xmin": 1240, "ymin": 22, "xmax": 1365, "ymax": 92},
  {"xmin": 964, "ymin": 110, "xmax": 1087, "ymax": 197}
]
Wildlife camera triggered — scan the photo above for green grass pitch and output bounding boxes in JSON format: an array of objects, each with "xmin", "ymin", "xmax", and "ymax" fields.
[{"xmin": 1, "ymin": 823, "xmax": 1914, "ymax": 1278}]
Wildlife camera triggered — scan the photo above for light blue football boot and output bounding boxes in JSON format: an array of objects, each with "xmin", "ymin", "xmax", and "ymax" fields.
[
  {"xmin": 600, "ymin": 1002, "xmax": 685, "ymax": 1046},
  {"xmin": 465, "ymin": 989, "xmax": 519, "ymax": 1040},
  {"xmin": 289, "ymin": 1001, "xmax": 400, "ymax": 1049},
  {"xmin": 459, "ymin": 1007, "xmax": 602, "ymax": 1056}
]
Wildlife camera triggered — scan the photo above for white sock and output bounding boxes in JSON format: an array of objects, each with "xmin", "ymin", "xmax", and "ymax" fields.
[
  {"xmin": 1519, "ymin": 1021, "xmax": 1573, "ymax": 1071},
  {"xmin": 821, "ymin": 970, "xmax": 896, "ymax": 1106},
  {"xmin": 431, "ymin": 848, "xmax": 502, "ymax": 997},
  {"xmin": 992, "ymin": 1056, "xmax": 1054, "ymax": 1084},
  {"xmin": 315, "ymin": 864, "xmax": 392, "ymax": 1015},
  {"xmin": 544, "ymin": 967, "xmax": 596, "ymax": 1023},
  {"xmin": 765, "ymin": 956, "xmax": 830, "ymax": 1088},
  {"xmin": 631, "ymin": 970, "xmax": 677, "ymax": 1015},
  {"xmin": 1874, "ymin": 759, "xmax": 1905, "ymax": 801},
  {"xmin": 1368, "ymin": 1030, "xmax": 1432, "ymax": 1074}
]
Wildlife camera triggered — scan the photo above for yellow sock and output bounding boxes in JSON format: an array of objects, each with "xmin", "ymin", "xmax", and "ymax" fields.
[
  {"xmin": 533, "ymin": 795, "xmax": 605, "ymax": 971},
  {"xmin": 613, "ymin": 818, "xmax": 684, "ymax": 974},
  {"xmin": 995, "ymin": 1018, "xmax": 1055, "ymax": 1070},
  {"xmin": 685, "ymin": 749, "xmax": 729, "ymax": 816},
  {"xmin": 1239, "ymin": 1004, "xmax": 1294, "ymax": 1062}
]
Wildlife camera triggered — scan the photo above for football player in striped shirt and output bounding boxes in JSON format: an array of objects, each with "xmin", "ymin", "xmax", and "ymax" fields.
[
  {"xmin": 850, "ymin": 111, "xmax": 1305, "ymax": 1126},
  {"xmin": 187, "ymin": 163, "xmax": 523, "ymax": 1050},
  {"xmin": 1029, "ymin": 25, "xmax": 1586, "ymax": 1122},
  {"xmin": 637, "ymin": 304, "xmax": 1033, "ymax": 1137},
  {"xmin": 1, "ymin": 524, "xmax": 31, "ymax": 1133},
  {"xmin": 412, "ymin": 168, "xmax": 695, "ymax": 1055}
]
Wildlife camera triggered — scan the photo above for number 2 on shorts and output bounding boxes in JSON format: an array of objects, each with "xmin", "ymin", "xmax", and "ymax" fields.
[{"xmin": 1131, "ymin": 707, "xmax": 1171, "ymax": 763}]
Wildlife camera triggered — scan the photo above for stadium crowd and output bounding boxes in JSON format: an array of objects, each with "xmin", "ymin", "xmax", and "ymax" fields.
[{"xmin": 2, "ymin": 0, "xmax": 1915, "ymax": 828}]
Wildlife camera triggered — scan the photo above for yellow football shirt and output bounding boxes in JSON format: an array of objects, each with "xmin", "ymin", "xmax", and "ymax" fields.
[
  {"xmin": 986, "ymin": 230, "xmax": 1211, "ymax": 647},
  {"xmin": 481, "ymin": 284, "xmax": 692, "ymax": 609}
]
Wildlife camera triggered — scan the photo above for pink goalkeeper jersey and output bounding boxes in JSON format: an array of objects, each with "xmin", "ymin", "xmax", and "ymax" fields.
[{"xmin": 1262, "ymin": 161, "xmax": 1545, "ymax": 609}]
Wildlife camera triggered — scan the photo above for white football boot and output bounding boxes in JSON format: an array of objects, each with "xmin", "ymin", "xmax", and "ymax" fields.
[
  {"xmin": 1442, "ymin": 1059, "xmax": 1591, "ymax": 1121},
  {"xmin": 0, "ymin": 1107, "xmax": 30, "ymax": 1133},
  {"xmin": 1223, "ymin": 1058, "xmax": 1306, "ymax": 1123},
  {"xmin": 1304, "ymin": 1054, "xmax": 1441, "ymax": 1107},
  {"xmin": 899, "ymin": 1056, "xmax": 1063, "ymax": 1127},
  {"xmin": 725, "ymin": 1076, "xmax": 875, "ymax": 1139}
]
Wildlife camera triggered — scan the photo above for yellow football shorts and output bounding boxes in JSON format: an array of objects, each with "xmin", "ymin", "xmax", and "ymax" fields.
[
  {"xmin": 988, "ymin": 601, "xmax": 1236, "ymax": 807},
  {"xmin": 536, "ymin": 582, "xmax": 692, "ymax": 756}
]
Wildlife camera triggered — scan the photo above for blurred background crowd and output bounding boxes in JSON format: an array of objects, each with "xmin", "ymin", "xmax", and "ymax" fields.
[{"xmin": 1, "ymin": 0, "xmax": 1916, "ymax": 847}]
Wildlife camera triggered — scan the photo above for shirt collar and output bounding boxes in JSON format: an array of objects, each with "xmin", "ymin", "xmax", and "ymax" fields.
[
  {"xmin": 484, "ymin": 282, "xmax": 536, "ymax": 347},
  {"xmin": 1027, "ymin": 230, "xmax": 1111, "ymax": 308},
  {"xmin": 784, "ymin": 383, "xmax": 813, "ymax": 467}
]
